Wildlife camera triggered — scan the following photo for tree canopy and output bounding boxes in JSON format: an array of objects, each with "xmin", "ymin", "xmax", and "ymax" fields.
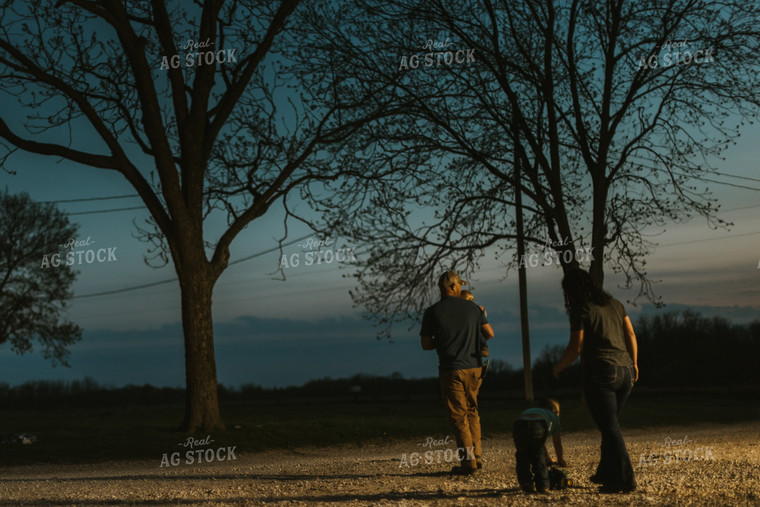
[
  {"xmin": 0, "ymin": 0, "xmax": 404, "ymax": 431},
  {"xmin": 0, "ymin": 189, "xmax": 81, "ymax": 366},
  {"xmin": 301, "ymin": 0, "xmax": 760, "ymax": 336}
]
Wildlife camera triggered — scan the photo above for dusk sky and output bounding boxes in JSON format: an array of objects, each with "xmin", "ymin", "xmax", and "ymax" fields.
[
  {"xmin": 1, "ymin": 125, "xmax": 757, "ymax": 389},
  {"xmin": 1, "ymin": 2, "xmax": 759, "ymax": 390}
]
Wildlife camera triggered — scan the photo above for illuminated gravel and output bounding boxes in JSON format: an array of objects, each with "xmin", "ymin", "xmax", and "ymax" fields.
[{"xmin": 1, "ymin": 422, "xmax": 758, "ymax": 506}]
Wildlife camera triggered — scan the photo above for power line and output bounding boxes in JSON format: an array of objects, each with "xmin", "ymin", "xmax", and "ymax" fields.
[
  {"xmin": 28, "ymin": 194, "xmax": 146, "ymax": 218},
  {"xmin": 656, "ymin": 166, "xmax": 760, "ymax": 192},
  {"xmin": 626, "ymin": 157, "xmax": 760, "ymax": 192},
  {"xmin": 692, "ymin": 176, "xmax": 760, "ymax": 192},
  {"xmin": 73, "ymin": 278, "xmax": 177, "ymax": 300},
  {"xmin": 68, "ymin": 206, "xmax": 145, "ymax": 216},
  {"xmin": 41, "ymin": 194, "xmax": 140, "ymax": 204},
  {"xmin": 71, "ymin": 246, "xmax": 368, "ymax": 321},
  {"xmin": 227, "ymin": 234, "xmax": 312, "ymax": 267},
  {"xmin": 657, "ymin": 230, "xmax": 760, "ymax": 248},
  {"xmin": 72, "ymin": 233, "xmax": 314, "ymax": 299},
  {"xmin": 723, "ymin": 203, "xmax": 760, "ymax": 212},
  {"xmin": 713, "ymin": 171, "xmax": 760, "ymax": 184}
]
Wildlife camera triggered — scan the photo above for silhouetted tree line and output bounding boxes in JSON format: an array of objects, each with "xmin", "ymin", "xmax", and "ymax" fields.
[
  {"xmin": 0, "ymin": 378, "xmax": 186, "ymax": 409},
  {"xmin": 2, "ymin": 312, "xmax": 757, "ymax": 408},
  {"xmin": 635, "ymin": 311, "xmax": 760, "ymax": 389},
  {"xmin": 527, "ymin": 311, "xmax": 760, "ymax": 396}
]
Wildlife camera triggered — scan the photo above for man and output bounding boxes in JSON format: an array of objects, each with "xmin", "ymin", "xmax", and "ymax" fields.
[{"xmin": 420, "ymin": 270, "xmax": 495, "ymax": 475}]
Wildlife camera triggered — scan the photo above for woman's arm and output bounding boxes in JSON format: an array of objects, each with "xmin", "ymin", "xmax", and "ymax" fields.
[
  {"xmin": 624, "ymin": 316, "xmax": 639, "ymax": 382},
  {"xmin": 553, "ymin": 329, "xmax": 584, "ymax": 378}
]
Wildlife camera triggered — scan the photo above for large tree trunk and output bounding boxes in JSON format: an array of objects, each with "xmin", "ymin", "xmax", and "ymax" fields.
[{"xmin": 177, "ymin": 252, "xmax": 225, "ymax": 433}]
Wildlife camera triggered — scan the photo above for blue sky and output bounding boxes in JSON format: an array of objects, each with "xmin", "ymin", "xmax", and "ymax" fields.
[
  {"xmin": 1, "ymin": 123, "xmax": 758, "ymax": 388},
  {"xmin": 1, "ymin": 3, "xmax": 759, "ymax": 389}
]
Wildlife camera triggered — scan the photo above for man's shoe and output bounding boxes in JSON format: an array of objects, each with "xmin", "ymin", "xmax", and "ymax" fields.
[{"xmin": 450, "ymin": 465, "xmax": 478, "ymax": 476}]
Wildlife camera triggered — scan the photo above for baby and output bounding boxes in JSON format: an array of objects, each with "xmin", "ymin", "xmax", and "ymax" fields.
[{"xmin": 461, "ymin": 290, "xmax": 489, "ymax": 357}]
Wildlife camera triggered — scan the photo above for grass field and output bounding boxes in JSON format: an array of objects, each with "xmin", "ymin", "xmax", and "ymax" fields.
[{"xmin": 1, "ymin": 392, "xmax": 758, "ymax": 467}]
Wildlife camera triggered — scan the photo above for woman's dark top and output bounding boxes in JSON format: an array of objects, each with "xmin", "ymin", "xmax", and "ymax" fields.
[{"xmin": 569, "ymin": 297, "xmax": 633, "ymax": 367}]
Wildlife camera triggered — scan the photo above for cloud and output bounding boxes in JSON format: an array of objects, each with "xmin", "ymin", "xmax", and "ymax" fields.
[{"xmin": 1, "ymin": 301, "xmax": 755, "ymax": 389}]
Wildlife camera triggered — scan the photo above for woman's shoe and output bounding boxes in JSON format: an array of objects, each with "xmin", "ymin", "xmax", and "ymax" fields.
[{"xmin": 598, "ymin": 483, "xmax": 637, "ymax": 493}]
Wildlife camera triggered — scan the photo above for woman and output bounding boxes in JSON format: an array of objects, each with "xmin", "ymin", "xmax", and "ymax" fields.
[{"xmin": 553, "ymin": 267, "xmax": 639, "ymax": 493}]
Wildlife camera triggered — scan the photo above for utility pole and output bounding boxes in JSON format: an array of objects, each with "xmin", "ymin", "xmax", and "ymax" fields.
[{"xmin": 513, "ymin": 111, "xmax": 534, "ymax": 402}]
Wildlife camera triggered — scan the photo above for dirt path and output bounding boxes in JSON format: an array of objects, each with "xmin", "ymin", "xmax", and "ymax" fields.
[{"xmin": 1, "ymin": 421, "xmax": 758, "ymax": 506}]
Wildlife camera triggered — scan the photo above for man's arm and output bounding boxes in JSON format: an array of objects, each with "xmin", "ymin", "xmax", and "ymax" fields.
[
  {"xmin": 421, "ymin": 335, "xmax": 436, "ymax": 350},
  {"xmin": 480, "ymin": 323, "xmax": 494, "ymax": 341}
]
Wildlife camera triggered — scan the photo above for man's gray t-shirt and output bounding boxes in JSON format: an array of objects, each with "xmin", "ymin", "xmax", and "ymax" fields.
[{"xmin": 420, "ymin": 296, "xmax": 488, "ymax": 371}]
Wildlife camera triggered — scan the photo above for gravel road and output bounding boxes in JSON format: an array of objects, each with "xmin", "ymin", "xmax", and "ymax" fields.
[{"xmin": 1, "ymin": 421, "xmax": 758, "ymax": 506}]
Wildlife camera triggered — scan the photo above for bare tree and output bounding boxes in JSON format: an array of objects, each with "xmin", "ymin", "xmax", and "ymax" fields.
[
  {"xmin": 0, "ymin": 189, "xmax": 81, "ymax": 366},
  {"xmin": 0, "ymin": 0, "xmax": 398, "ymax": 431},
  {"xmin": 305, "ymin": 0, "xmax": 760, "ymax": 336}
]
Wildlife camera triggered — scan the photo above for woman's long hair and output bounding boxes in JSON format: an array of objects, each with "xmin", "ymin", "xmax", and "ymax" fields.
[{"xmin": 562, "ymin": 267, "xmax": 612, "ymax": 314}]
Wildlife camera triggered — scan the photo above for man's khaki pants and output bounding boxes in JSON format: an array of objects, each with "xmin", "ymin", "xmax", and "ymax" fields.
[{"xmin": 439, "ymin": 367, "xmax": 483, "ymax": 470}]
